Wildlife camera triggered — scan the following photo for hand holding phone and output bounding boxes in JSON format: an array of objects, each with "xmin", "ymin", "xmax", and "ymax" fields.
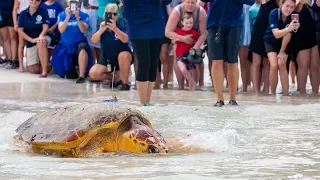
[
  {"xmin": 291, "ymin": 14, "xmax": 299, "ymax": 23},
  {"xmin": 70, "ymin": 0, "xmax": 77, "ymax": 11},
  {"xmin": 105, "ymin": 12, "xmax": 112, "ymax": 24}
]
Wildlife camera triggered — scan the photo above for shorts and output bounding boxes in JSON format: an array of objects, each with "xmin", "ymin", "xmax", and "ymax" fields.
[
  {"xmin": 66, "ymin": 42, "xmax": 89, "ymax": 79},
  {"xmin": 0, "ymin": 15, "xmax": 14, "ymax": 28},
  {"xmin": 176, "ymin": 55, "xmax": 195, "ymax": 70},
  {"xmin": 162, "ymin": 37, "xmax": 171, "ymax": 44},
  {"xmin": 250, "ymin": 31, "xmax": 267, "ymax": 57},
  {"xmin": 26, "ymin": 36, "xmax": 52, "ymax": 66},
  {"xmin": 98, "ymin": 50, "xmax": 133, "ymax": 72},
  {"xmin": 47, "ymin": 33, "xmax": 60, "ymax": 49},
  {"xmin": 264, "ymin": 41, "xmax": 291, "ymax": 55},
  {"xmin": 207, "ymin": 26, "xmax": 241, "ymax": 64}
]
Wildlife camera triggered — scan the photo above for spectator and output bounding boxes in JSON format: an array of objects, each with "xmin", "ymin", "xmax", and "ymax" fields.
[
  {"xmin": 239, "ymin": 4, "xmax": 252, "ymax": 92},
  {"xmin": 155, "ymin": 2, "xmax": 173, "ymax": 89},
  {"xmin": 80, "ymin": 0, "xmax": 99, "ymax": 62},
  {"xmin": 18, "ymin": 0, "xmax": 50, "ymax": 76},
  {"xmin": 291, "ymin": 0, "xmax": 319, "ymax": 95},
  {"xmin": 89, "ymin": 3, "xmax": 132, "ymax": 91},
  {"xmin": 201, "ymin": 0, "xmax": 254, "ymax": 107},
  {"xmin": 13, "ymin": 0, "xmax": 29, "ymax": 72},
  {"xmin": 0, "ymin": 0, "xmax": 18, "ymax": 69},
  {"xmin": 249, "ymin": 0, "xmax": 280, "ymax": 95},
  {"xmin": 312, "ymin": 0, "xmax": 320, "ymax": 93},
  {"xmin": 165, "ymin": 0, "xmax": 207, "ymax": 90},
  {"xmin": 51, "ymin": 0, "xmax": 93, "ymax": 83},
  {"xmin": 263, "ymin": 0, "xmax": 299, "ymax": 95},
  {"xmin": 124, "ymin": 0, "xmax": 171, "ymax": 106},
  {"xmin": 174, "ymin": 12, "xmax": 199, "ymax": 91},
  {"xmin": 41, "ymin": 0, "xmax": 64, "ymax": 60}
]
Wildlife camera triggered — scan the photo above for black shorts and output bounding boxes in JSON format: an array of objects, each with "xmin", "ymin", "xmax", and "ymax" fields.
[
  {"xmin": 162, "ymin": 37, "xmax": 171, "ymax": 44},
  {"xmin": 207, "ymin": 26, "xmax": 241, "ymax": 64},
  {"xmin": 250, "ymin": 35, "xmax": 267, "ymax": 58},
  {"xmin": 47, "ymin": 33, "xmax": 61, "ymax": 47},
  {"xmin": 66, "ymin": 42, "xmax": 89, "ymax": 79},
  {"xmin": 0, "ymin": 16, "xmax": 14, "ymax": 28},
  {"xmin": 98, "ymin": 50, "xmax": 133, "ymax": 71}
]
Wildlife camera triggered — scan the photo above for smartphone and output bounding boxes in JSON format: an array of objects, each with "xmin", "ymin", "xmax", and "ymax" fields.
[
  {"xmin": 105, "ymin": 12, "xmax": 112, "ymax": 24},
  {"xmin": 291, "ymin": 14, "xmax": 299, "ymax": 22},
  {"xmin": 83, "ymin": 0, "xmax": 89, "ymax": 7},
  {"xmin": 70, "ymin": 1, "xmax": 77, "ymax": 11}
]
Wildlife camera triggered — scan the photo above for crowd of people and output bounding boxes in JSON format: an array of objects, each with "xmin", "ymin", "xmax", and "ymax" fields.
[{"xmin": 0, "ymin": 0, "xmax": 320, "ymax": 107}]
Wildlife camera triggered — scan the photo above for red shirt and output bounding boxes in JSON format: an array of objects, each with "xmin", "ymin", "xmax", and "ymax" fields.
[{"xmin": 175, "ymin": 28, "xmax": 199, "ymax": 57}]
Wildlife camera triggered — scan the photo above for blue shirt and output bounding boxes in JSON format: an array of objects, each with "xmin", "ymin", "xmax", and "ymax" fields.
[
  {"xmin": 249, "ymin": 3, "xmax": 261, "ymax": 34},
  {"xmin": 123, "ymin": 0, "xmax": 171, "ymax": 40},
  {"xmin": 312, "ymin": 0, "xmax": 320, "ymax": 22},
  {"xmin": 100, "ymin": 23, "xmax": 131, "ymax": 61},
  {"xmin": 0, "ymin": 0, "xmax": 14, "ymax": 17},
  {"xmin": 202, "ymin": 0, "xmax": 254, "ymax": 29},
  {"xmin": 57, "ymin": 11, "xmax": 89, "ymax": 44},
  {"xmin": 264, "ymin": 8, "xmax": 291, "ymax": 45},
  {"xmin": 41, "ymin": 2, "xmax": 64, "ymax": 28},
  {"xmin": 18, "ymin": 7, "xmax": 50, "ymax": 48}
]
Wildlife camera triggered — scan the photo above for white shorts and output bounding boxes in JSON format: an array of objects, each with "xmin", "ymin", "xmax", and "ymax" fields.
[{"xmin": 26, "ymin": 36, "xmax": 51, "ymax": 66}]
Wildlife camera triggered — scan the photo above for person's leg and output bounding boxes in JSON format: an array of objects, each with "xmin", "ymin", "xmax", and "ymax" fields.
[
  {"xmin": 296, "ymin": 49, "xmax": 311, "ymax": 95},
  {"xmin": 177, "ymin": 60, "xmax": 196, "ymax": 90},
  {"xmin": 207, "ymin": 26, "xmax": 225, "ymax": 106},
  {"xmin": 89, "ymin": 64, "xmax": 112, "ymax": 81},
  {"xmin": 225, "ymin": 27, "xmax": 241, "ymax": 102},
  {"xmin": 37, "ymin": 37, "xmax": 49, "ymax": 77},
  {"xmin": 0, "ymin": 27, "xmax": 12, "ymax": 60},
  {"xmin": 198, "ymin": 62, "xmax": 204, "ymax": 87},
  {"xmin": 118, "ymin": 51, "xmax": 132, "ymax": 85},
  {"xmin": 267, "ymin": 52, "xmax": 279, "ymax": 95},
  {"xmin": 251, "ymin": 52, "xmax": 262, "ymax": 94},
  {"xmin": 262, "ymin": 57, "xmax": 270, "ymax": 94},
  {"xmin": 310, "ymin": 45, "xmax": 319, "ymax": 96},
  {"xmin": 8, "ymin": 27, "xmax": 17, "ymax": 61},
  {"xmin": 277, "ymin": 55, "xmax": 289, "ymax": 96},
  {"xmin": 160, "ymin": 43, "xmax": 169, "ymax": 88},
  {"xmin": 78, "ymin": 49, "xmax": 88, "ymax": 78},
  {"xmin": 172, "ymin": 44, "xmax": 185, "ymax": 90},
  {"xmin": 289, "ymin": 61, "xmax": 296, "ymax": 85},
  {"xmin": 18, "ymin": 35, "xmax": 25, "ymax": 72},
  {"xmin": 147, "ymin": 38, "xmax": 163, "ymax": 104},
  {"xmin": 239, "ymin": 46, "xmax": 250, "ymax": 92},
  {"xmin": 131, "ymin": 39, "xmax": 150, "ymax": 104}
]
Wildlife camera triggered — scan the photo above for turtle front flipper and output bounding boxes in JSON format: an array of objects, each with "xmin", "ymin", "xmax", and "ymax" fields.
[{"xmin": 72, "ymin": 142, "xmax": 104, "ymax": 158}]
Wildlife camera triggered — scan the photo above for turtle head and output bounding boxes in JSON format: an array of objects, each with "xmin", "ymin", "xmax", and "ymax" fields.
[{"xmin": 117, "ymin": 115, "xmax": 168, "ymax": 154}]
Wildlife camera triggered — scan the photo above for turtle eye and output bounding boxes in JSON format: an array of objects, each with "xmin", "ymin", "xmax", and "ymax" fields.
[{"xmin": 147, "ymin": 145, "xmax": 159, "ymax": 153}]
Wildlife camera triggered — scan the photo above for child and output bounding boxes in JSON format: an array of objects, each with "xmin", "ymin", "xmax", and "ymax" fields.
[
  {"xmin": 41, "ymin": 0, "xmax": 64, "ymax": 61},
  {"xmin": 175, "ymin": 13, "xmax": 199, "ymax": 91}
]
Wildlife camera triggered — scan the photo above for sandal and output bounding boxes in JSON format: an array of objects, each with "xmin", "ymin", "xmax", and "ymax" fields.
[{"xmin": 39, "ymin": 74, "xmax": 47, "ymax": 78}]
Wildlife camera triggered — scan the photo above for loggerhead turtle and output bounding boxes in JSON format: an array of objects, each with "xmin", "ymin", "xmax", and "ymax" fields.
[{"xmin": 14, "ymin": 103, "xmax": 169, "ymax": 157}]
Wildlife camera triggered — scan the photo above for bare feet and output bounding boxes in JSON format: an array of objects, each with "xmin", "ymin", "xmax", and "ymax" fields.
[{"xmin": 18, "ymin": 67, "xmax": 24, "ymax": 72}]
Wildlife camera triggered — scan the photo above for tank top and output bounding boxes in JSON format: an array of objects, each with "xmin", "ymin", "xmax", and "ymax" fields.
[
  {"xmin": 18, "ymin": 0, "xmax": 29, "ymax": 14},
  {"xmin": 177, "ymin": 4, "xmax": 200, "ymax": 32}
]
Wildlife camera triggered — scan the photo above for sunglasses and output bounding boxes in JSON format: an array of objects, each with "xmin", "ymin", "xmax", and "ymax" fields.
[{"xmin": 107, "ymin": 12, "xmax": 118, "ymax": 16}]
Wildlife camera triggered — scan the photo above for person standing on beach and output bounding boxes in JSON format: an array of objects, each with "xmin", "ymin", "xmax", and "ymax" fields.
[{"xmin": 123, "ymin": 0, "xmax": 171, "ymax": 106}]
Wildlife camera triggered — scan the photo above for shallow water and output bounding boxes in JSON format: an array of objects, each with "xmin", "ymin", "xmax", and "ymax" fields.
[{"xmin": 0, "ymin": 68, "xmax": 320, "ymax": 180}]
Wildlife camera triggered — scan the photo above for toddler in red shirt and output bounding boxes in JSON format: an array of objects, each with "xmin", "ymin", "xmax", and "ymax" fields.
[{"xmin": 175, "ymin": 13, "xmax": 199, "ymax": 91}]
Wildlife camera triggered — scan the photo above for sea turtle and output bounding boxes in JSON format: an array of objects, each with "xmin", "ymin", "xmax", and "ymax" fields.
[{"xmin": 14, "ymin": 103, "xmax": 169, "ymax": 157}]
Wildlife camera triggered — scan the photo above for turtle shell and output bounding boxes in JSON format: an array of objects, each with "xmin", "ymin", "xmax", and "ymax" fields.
[{"xmin": 15, "ymin": 103, "xmax": 152, "ymax": 150}]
